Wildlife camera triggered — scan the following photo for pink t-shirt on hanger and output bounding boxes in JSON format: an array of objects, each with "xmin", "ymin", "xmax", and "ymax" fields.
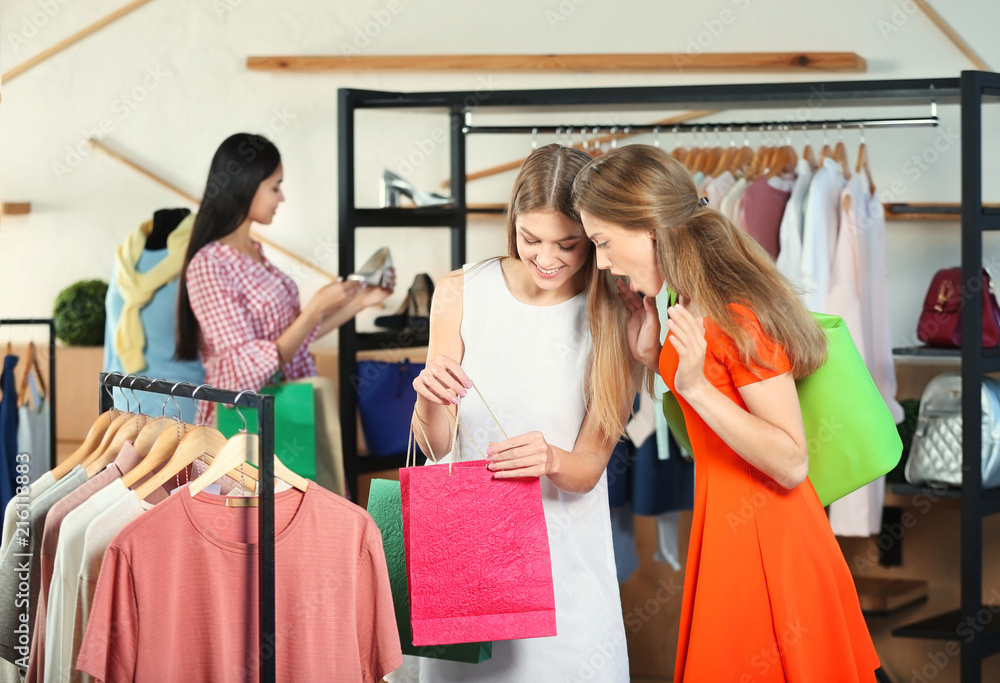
[{"xmin": 77, "ymin": 484, "xmax": 401, "ymax": 682}]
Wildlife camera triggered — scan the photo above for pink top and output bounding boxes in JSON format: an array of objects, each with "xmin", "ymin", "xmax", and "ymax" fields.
[
  {"xmin": 77, "ymin": 484, "xmax": 401, "ymax": 682},
  {"xmin": 186, "ymin": 241, "xmax": 318, "ymax": 421},
  {"xmin": 742, "ymin": 176, "xmax": 792, "ymax": 260}
]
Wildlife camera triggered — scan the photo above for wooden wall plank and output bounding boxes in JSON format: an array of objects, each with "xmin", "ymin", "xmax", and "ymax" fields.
[{"xmin": 247, "ymin": 52, "xmax": 867, "ymax": 73}]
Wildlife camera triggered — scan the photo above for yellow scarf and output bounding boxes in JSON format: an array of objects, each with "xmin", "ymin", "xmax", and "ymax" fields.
[{"xmin": 113, "ymin": 214, "xmax": 194, "ymax": 373}]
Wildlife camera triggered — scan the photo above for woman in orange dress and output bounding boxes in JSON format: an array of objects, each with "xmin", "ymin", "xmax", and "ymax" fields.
[{"xmin": 572, "ymin": 144, "xmax": 880, "ymax": 682}]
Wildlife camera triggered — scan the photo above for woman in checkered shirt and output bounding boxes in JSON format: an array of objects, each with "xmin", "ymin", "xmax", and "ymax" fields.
[{"xmin": 175, "ymin": 132, "xmax": 394, "ymax": 422}]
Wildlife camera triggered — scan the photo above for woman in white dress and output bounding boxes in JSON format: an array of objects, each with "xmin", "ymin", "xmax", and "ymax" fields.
[{"xmin": 393, "ymin": 143, "xmax": 636, "ymax": 682}]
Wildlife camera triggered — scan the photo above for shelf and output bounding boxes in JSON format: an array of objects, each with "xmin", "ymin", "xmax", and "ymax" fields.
[
  {"xmin": 893, "ymin": 347, "xmax": 1000, "ymax": 372},
  {"xmin": 884, "ymin": 203, "xmax": 1000, "ymax": 224},
  {"xmin": 890, "ymin": 485, "xmax": 1000, "ymax": 516},
  {"xmin": 353, "ymin": 331, "xmax": 429, "ymax": 352},
  {"xmin": 855, "ymin": 577, "xmax": 928, "ymax": 616},
  {"xmin": 356, "ymin": 454, "xmax": 411, "ymax": 474},
  {"xmin": 249, "ymin": 52, "xmax": 868, "ymax": 73},
  {"xmin": 890, "ymin": 483, "xmax": 962, "ymax": 499},
  {"xmin": 893, "ymin": 608, "xmax": 1000, "ymax": 656}
]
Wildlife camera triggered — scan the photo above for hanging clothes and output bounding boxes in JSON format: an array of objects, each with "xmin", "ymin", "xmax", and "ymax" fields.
[
  {"xmin": 742, "ymin": 174, "xmax": 793, "ymax": 261},
  {"xmin": 104, "ymin": 210, "xmax": 203, "ymax": 424},
  {"xmin": 0, "ymin": 466, "xmax": 88, "ymax": 667},
  {"xmin": 718, "ymin": 177, "xmax": 748, "ymax": 225},
  {"xmin": 826, "ymin": 171, "xmax": 902, "ymax": 537},
  {"xmin": 24, "ymin": 446, "xmax": 144, "ymax": 682},
  {"xmin": 776, "ymin": 158, "xmax": 814, "ymax": 293},
  {"xmin": 16, "ymin": 373, "xmax": 49, "ymax": 486},
  {"xmin": 800, "ymin": 158, "xmax": 847, "ymax": 312},
  {"xmin": 0, "ymin": 356, "xmax": 19, "ymax": 514},
  {"xmin": 704, "ymin": 170, "xmax": 735, "ymax": 210},
  {"xmin": 77, "ymin": 484, "xmax": 401, "ymax": 681}
]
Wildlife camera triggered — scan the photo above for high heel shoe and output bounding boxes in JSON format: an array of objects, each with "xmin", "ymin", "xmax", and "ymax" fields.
[
  {"xmin": 375, "ymin": 273, "xmax": 434, "ymax": 330},
  {"xmin": 348, "ymin": 247, "xmax": 393, "ymax": 288},
  {"xmin": 380, "ymin": 170, "xmax": 452, "ymax": 208}
]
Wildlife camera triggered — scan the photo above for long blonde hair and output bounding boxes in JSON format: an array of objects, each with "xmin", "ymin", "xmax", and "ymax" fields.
[
  {"xmin": 504, "ymin": 144, "xmax": 638, "ymax": 440},
  {"xmin": 572, "ymin": 144, "xmax": 826, "ymax": 388}
]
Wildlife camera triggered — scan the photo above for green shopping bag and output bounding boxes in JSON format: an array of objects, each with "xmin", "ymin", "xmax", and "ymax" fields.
[
  {"xmin": 217, "ymin": 382, "xmax": 316, "ymax": 480},
  {"xmin": 367, "ymin": 478, "xmax": 492, "ymax": 663},
  {"xmin": 659, "ymin": 305, "xmax": 902, "ymax": 506}
]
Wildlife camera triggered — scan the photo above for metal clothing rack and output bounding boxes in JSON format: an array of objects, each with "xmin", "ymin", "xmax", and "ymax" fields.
[
  {"xmin": 0, "ymin": 318, "xmax": 57, "ymax": 470},
  {"xmin": 97, "ymin": 373, "xmax": 277, "ymax": 683},
  {"xmin": 338, "ymin": 72, "xmax": 1000, "ymax": 681}
]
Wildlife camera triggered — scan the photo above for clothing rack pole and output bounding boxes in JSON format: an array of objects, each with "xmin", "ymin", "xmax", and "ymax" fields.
[
  {"xmin": 461, "ymin": 115, "xmax": 940, "ymax": 136},
  {"xmin": 97, "ymin": 373, "xmax": 277, "ymax": 683},
  {"xmin": 1, "ymin": 318, "xmax": 57, "ymax": 470}
]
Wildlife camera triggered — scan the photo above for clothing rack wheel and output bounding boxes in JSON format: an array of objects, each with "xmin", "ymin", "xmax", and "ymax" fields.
[
  {"xmin": 0, "ymin": 318, "xmax": 57, "ymax": 470},
  {"xmin": 97, "ymin": 374, "xmax": 277, "ymax": 683}
]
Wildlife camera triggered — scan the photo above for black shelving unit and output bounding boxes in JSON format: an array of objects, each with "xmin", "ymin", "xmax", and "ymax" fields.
[
  {"xmin": 98, "ymin": 374, "xmax": 277, "ymax": 683},
  {"xmin": 338, "ymin": 73, "xmax": 1000, "ymax": 680},
  {"xmin": 1, "ymin": 318, "xmax": 57, "ymax": 470}
]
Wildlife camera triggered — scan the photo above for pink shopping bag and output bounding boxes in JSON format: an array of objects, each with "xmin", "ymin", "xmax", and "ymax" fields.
[{"xmin": 400, "ymin": 460, "xmax": 557, "ymax": 646}]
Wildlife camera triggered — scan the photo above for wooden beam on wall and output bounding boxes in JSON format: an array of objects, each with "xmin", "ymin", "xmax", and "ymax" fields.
[
  {"xmin": 247, "ymin": 52, "xmax": 867, "ymax": 73},
  {"xmin": 1, "ymin": 203, "xmax": 31, "ymax": 215},
  {"xmin": 914, "ymin": 0, "xmax": 990, "ymax": 71},
  {"xmin": 2, "ymin": 0, "xmax": 156, "ymax": 85},
  {"xmin": 444, "ymin": 110, "xmax": 718, "ymax": 189},
  {"xmin": 89, "ymin": 139, "xmax": 338, "ymax": 281}
]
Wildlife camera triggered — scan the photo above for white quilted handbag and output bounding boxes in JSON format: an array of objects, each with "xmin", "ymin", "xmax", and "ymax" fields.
[{"xmin": 905, "ymin": 372, "xmax": 1000, "ymax": 488}]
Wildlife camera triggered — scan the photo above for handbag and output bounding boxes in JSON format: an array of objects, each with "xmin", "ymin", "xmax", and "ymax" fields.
[
  {"xmin": 355, "ymin": 359, "xmax": 425, "ymax": 456},
  {"xmin": 217, "ymin": 378, "xmax": 316, "ymax": 480},
  {"xmin": 660, "ymin": 308, "xmax": 902, "ymax": 506},
  {"xmin": 916, "ymin": 266, "xmax": 1000, "ymax": 348},
  {"xmin": 367, "ymin": 478, "xmax": 492, "ymax": 663},
  {"xmin": 400, "ymin": 388, "xmax": 557, "ymax": 646},
  {"xmin": 905, "ymin": 373, "xmax": 1000, "ymax": 489}
]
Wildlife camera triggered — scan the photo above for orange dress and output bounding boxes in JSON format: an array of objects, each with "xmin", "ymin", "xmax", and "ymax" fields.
[{"xmin": 660, "ymin": 304, "xmax": 879, "ymax": 682}]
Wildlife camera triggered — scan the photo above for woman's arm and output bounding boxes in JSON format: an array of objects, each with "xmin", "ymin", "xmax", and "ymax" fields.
[
  {"xmin": 315, "ymin": 272, "xmax": 396, "ymax": 339},
  {"xmin": 485, "ymin": 402, "xmax": 624, "ymax": 494},
  {"xmin": 411, "ymin": 270, "xmax": 466, "ymax": 459},
  {"xmin": 667, "ymin": 304, "xmax": 808, "ymax": 489}
]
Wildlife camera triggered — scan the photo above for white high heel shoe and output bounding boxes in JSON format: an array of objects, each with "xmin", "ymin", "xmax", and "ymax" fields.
[{"xmin": 348, "ymin": 247, "xmax": 393, "ymax": 288}]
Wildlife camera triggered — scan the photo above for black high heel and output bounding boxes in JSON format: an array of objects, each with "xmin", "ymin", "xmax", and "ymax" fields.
[{"xmin": 375, "ymin": 273, "xmax": 434, "ymax": 330}]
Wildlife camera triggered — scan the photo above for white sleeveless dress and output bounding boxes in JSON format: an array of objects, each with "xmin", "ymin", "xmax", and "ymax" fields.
[{"xmin": 388, "ymin": 259, "xmax": 629, "ymax": 683}]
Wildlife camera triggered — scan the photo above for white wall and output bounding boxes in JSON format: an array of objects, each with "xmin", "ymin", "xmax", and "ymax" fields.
[{"xmin": 1, "ymin": 0, "xmax": 999, "ymax": 350}]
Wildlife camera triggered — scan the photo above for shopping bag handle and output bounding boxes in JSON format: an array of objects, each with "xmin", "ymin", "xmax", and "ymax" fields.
[{"xmin": 407, "ymin": 382, "xmax": 508, "ymax": 473}]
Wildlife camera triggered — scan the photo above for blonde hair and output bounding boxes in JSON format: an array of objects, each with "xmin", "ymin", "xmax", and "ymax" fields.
[
  {"xmin": 505, "ymin": 144, "xmax": 639, "ymax": 440},
  {"xmin": 572, "ymin": 144, "xmax": 826, "ymax": 390}
]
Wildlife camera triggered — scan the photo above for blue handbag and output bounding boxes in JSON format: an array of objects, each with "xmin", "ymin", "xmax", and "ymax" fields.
[{"xmin": 355, "ymin": 359, "xmax": 425, "ymax": 456}]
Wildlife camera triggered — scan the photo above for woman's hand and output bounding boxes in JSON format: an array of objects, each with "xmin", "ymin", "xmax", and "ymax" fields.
[
  {"xmin": 617, "ymin": 279, "xmax": 662, "ymax": 371},
  {"xmin": 486, "ymin": 431, "xmax": 556, "ymax": 479},
  {"xmin": 413, "ymin": 354, "xmax": 470, "ymax": 406},
  {"xmin": 666, "ymin": 303, "xmax": 710, "ymax": 399},
  {"xmin": 308, "ymin": 279, "xmax": 361, "ymax": 320},
  {"xmin": 356, "ymin": 267, "xmax": 396, "ymax": 309}
]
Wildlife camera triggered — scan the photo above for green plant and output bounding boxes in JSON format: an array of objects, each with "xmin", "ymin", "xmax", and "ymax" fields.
[{"xmin": 53, "ymin": 279, "xmax": 108, "ymax": 346}]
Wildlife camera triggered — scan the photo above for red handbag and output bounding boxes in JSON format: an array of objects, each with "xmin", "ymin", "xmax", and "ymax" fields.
[{"xmin": 917, "ymin": 267, "xmax": 1000, "ymax": 347}]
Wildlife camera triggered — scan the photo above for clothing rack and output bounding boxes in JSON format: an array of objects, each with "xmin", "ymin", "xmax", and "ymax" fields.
[
  {"xmin": 339, "ymin": 72, "xmax": 1000, "ymax": 681},
  {"xmin": 1, "ymin": 318, "xmax": 57, "ymax": 470},
  {"xmin": 97, "ymin": 373, "xmax": 277, "ymax": 683},
  {"xmin": 461, "ymin": 114, "xmax": 940, "ymax": 136}
]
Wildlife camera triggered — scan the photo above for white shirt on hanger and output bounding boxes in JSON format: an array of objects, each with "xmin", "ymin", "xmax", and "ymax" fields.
[
  {"xmin": 801, "ymin": 158, "xmax": 847, "ymax": 313},
  {"xmin": 776, "ymin": 159, "xmax": 813, "ymax": 294}
]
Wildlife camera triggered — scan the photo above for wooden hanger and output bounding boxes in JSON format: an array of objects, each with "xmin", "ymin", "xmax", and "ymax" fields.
[
  {"xmin": 84, "ymin": 413, "xmax": 149, "ymax": 477},
  {"xmin": 119, "ymin": 420, "xmax": 188, "ymax": 489},
  {"xmin": 190, "ymin": 432, "xmax": 307, "ymax": 497},
  {"xmin": 802, "ymin": 142, "xmax": 818, "ymax": 172},
  {"xmin": 729, "ymin": 145, "xmax": 754, "ymax": 176},
  {"xmin": 51, "ymin": 411, "xmax": 114, "ymax": 480},
  {"xmin": 768, "ymin": 145, "xmax": 799, "ymax": 179},
  {"xmin": 856, "ymin": 127, "xmax": 875, "ymax": 195},
  {"xmin": 133, "ymin": 425, "xmax": 227, "ymax": 501},
  {"xmin": 833, "ymin": 139, "xmax": 851, "ymax": 179},
  {"xmin": 80, "ymin": 411, "xmax": 132, "ymax": 470},
  {"xmin": 17, "ymin": 341, "xmax": 47, "ymax": 408},
  {"xmin": 132, "ymin": 417, "xmax": 178, "ymax": 458}
]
